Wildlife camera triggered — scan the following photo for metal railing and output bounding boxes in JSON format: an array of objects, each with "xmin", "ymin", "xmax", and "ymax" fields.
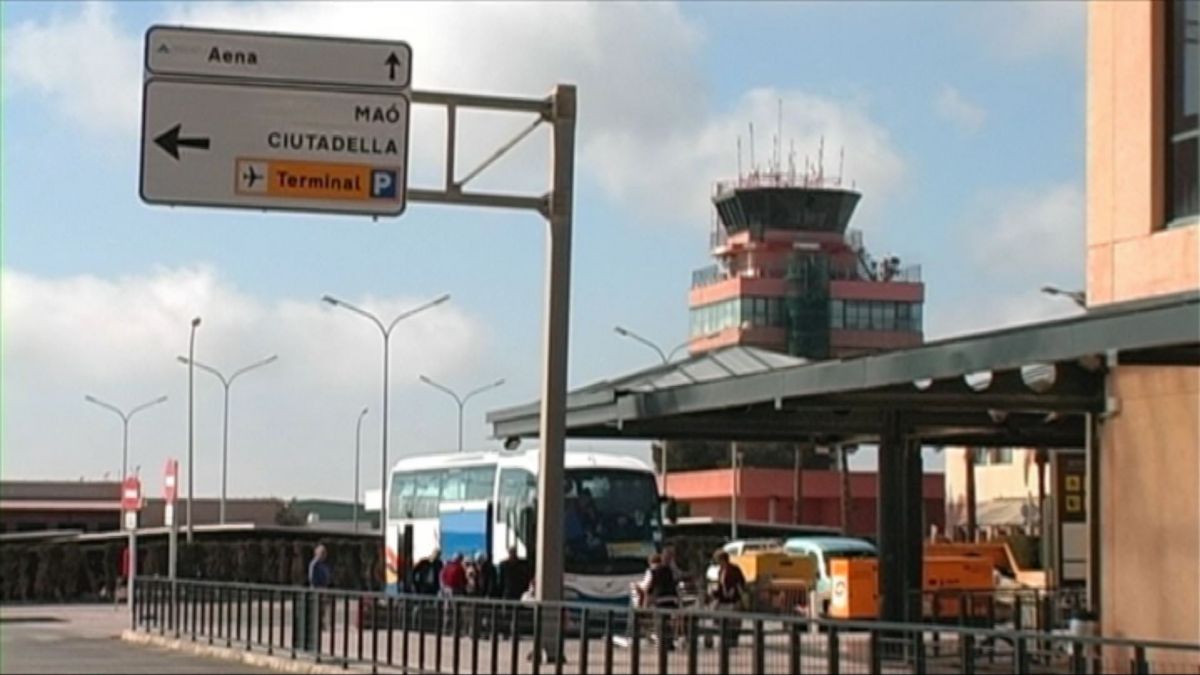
[{"xmin": 133, "ymin": 577, "xmax": 1200, "ymax": 674}]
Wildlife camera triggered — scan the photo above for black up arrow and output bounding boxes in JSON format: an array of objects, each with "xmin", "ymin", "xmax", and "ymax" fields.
[
  {"xmin": 385, "ymin": 51, "xmax": 401, "ymax": 81},
  {"xmin": 154, "ymin": 124, "xmax": 210, "ymax": 160}
]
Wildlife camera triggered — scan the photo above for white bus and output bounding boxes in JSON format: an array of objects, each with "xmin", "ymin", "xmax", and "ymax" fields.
[{"xmin": 384, "ymin": 448, "xmax": 664, "ymax": 605}]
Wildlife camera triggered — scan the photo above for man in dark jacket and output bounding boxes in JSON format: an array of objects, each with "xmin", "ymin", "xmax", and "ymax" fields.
[
  {"xmin": 497, "ymin": 546, "xmax": 532, "ymax": 600},
  {"xmin": 411, "ymin": 548, "xmax": 443, "ymax": 595}
]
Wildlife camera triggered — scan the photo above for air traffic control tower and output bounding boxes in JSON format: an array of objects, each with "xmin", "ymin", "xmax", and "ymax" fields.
[{"xmin": 688, "ymin": 155, "xmax": 925, "ymax": 359}]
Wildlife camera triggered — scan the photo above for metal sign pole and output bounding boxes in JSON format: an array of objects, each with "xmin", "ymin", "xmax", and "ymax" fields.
[{"xmin": 533, "ymin": 84, "xmax": 575, "ymax": 663}]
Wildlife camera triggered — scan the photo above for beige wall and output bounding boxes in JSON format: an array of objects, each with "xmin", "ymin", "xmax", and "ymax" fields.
[
  {"xmin": 1087, "ymin": 0, "xmax": 1200, "ymax": 645},
  {"xmin": 1099, "ymin": 367, "xmax": 1200, "ymax": 643},
  {"xmin": 1086, "ymin": 0, "xmax": 1199, "ymax": 306},
  {"xmin": 944, "ymin": 447, "xmax": 1041, "ymax": 504}
]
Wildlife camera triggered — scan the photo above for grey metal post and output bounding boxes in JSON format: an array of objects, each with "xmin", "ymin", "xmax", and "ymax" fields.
[
  {"xmin": 178, "ymin": 354, "xmax": 277, "ymax": 526},
  {"xmin": 122, "ymin": 418, "xmax": 130, "ymax": 482},
  {"xmin": 419, "ymin": 376, "xmax": 506, "ymax": 452},
  {"xmin": 534, "ymin": 83, "xmax": 575, "ymax": 663},
  {"xmin": 731, "ymin": 443, "xmax": 740, "ymax": 540},
  {"xmin": 381, "ymin": 330, "xmax": 391, "ymax": 565},
  {"xmin": 187, "ymin": 317, "xmax": 200, "ymax": 544},
  {"xmin": 322, "ymin": 294, "xmax": 449, "ymax": 588},
  {"xmin": 354, "ymin": 407, "xmax": 368, "ymax": 532},
  {"xmin": 221, "ymin": 385, "xmax": 230, "ymax": 524}
]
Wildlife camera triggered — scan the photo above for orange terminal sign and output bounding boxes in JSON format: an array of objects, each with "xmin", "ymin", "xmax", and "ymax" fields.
[{"xmin": 236, "ymin": 158, "xmax": 400, "ymax": 202}]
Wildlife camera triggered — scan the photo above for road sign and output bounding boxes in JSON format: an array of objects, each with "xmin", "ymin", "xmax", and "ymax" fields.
[
  {"xmin": 146, "ymin": 26, "xmax": 412, "ymax": 90},
  {"xmin": 121, "ymin": 476, "xmax": 142, "ymax": 512},
  {"xmin": 140, "ymin": 78, "xmax": 408, "ymax": 216},
  {"xmin": 164, "ymin": 459, "xmax": 179, "ymax": 503},
  {"xmin": 140, "ymin": 27, "xmax": 411, "ymax": 217}
]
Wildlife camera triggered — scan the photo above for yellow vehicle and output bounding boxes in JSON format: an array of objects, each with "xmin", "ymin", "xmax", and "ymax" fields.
[{"xmin": 828, "ymin": 555, "xmax": 995, "ymax": 621}]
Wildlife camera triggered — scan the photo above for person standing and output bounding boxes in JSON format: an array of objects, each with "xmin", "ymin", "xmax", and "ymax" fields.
[
  {"xmin": 497, "ymin": 546, "xmax": 530, "ymax": 600},
  {"xmin": 300, "ymin": 544, "xmax": 332, "ymax": 651},
  {"xmin": 440, "ymin": 552, "xmax": 468, "ymax": 597},
  {"xmin": 308, "ymin": 544, "xmax": 332, "ymax": 588},
  {"xmin": 708, "ymin": 550, "xmax": 746, "ymax": 647},
  {"xmin": 412, "ymin": 548, "xmax": 443, "ymax": 595}
]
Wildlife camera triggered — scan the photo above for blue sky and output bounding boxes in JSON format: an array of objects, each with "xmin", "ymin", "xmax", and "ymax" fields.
[{"xmin": 2, "ymin": 1, "xmax": 1087, "ymax": 499}]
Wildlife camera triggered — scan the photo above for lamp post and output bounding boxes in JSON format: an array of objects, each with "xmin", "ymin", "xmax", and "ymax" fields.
[
  {"xmin": 321, "ymin": 293, "xmax": 450, "ymax": 584},
  {"xmin": 613, "ymin": 326, "xmax": 719, "ymax": 492},
  {"xmin": 354, "ymin": 407, "xmax": 369, "ymax": 532},
  {"xmin": 176, "ymin": 354, "xmax": 278, "ymax": 524},
  {"xmin": 1040, "ymin": 285, "xmax": 1087, "ymax": 309},
  {"xmin": 418, "ymin": 376, "xmax": 506, "ymax": 452},
  {"xmin": 84, "ymin": 394, "xmax": 169, "ymax": 482},
  {"xmin": 187, "ymin": 316, "xmax": 200, "ymax": 544}
]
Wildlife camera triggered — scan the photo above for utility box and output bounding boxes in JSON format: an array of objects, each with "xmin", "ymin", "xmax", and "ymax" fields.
[{"xmin": 829, "ymin": 557, "xmax": 878, "ymax": 619}]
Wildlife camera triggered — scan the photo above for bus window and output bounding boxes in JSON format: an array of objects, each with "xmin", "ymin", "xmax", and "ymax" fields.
[
  {"xmin": 497, "ymin": 468, "xmax": 536, "ymax": 523},
  {"xmin": 464, "ymin": 466, "xmax": 497, "ymax": 500},
  {"xmin": 390, "ymin": 472, "xmax": 418, "ymax": 518},
  {"xmin": 412, "ymin": 470, "xmax": 443, "ymax": 519},
  {"xmin": 441, "ymin": 469, "xmax": 467, "ymax": 502}
]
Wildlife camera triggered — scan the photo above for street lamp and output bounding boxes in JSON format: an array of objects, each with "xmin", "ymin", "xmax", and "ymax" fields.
[
  {"xmin": 418, "ymin": 376, "xmax": 507, "ymax": 452},
  {"xmin": 187, "ymin": 316, "xmax": 201, "ymax": 544},
  {"xmin": 354, "ymin": 407, "xmax": 369, "ymax": 532},
  {"xmin": 176, "ymin": 354, "xmax": 278, "ymax": 524},
  {"xmin": 1040, "ymin": 285, "xmax": 1087, "ymax": 309},
  {"xmin": 613, "ymin": 325, "xmax": 719, "ymax": 491},
  {"xmin": 321, "ymin": 293, "xmax": 450, "ymax": 582},
  {"xmin": 83, "ymin": 394, "xmax": 169, "ymax": 481}
]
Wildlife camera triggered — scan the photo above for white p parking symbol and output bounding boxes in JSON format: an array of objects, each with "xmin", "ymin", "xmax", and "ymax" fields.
[{"xmin": 371, "ymin": 169, "xmax": 397, "ymax": 199}]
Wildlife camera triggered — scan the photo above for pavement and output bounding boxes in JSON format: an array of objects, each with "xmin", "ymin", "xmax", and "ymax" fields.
[{"xmin": 0, "ymin": 604, "xmax": 274, "ymax": 674}]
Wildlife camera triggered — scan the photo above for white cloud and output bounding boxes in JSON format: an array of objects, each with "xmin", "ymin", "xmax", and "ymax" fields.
[
  {"xmin": 927, "ymin": 291, "xmax": 1083, "ymax": 341},
  {"xmin": 2, "ymin": 2, "xmax": 906, "ymax": 228},
  {"xmin": 1, "ymin": 2, "xmax": 141, "ymax": 134},
  {"xmin": 934, "ymin": 85, "xmax": 986, "ymax": 133},
  {"xmin": 925, "ymin": 182, "xmax": 1085, "ymax": 339},
  {"xmin": 0, "ymin": 266, "xmax": 486, "ymax": 497},
  {"xmin": 971, "ymin": 182, "xmax": 1084, "ymax": 280},
  {"xmin": 964, "ymin": 1, "xmax": 1085, "ymax": 63}
]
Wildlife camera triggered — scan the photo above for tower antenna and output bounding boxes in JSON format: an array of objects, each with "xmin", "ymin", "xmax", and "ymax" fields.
[
  {"xmin": 788, "ymin": 139, "xmax": 796, "ymax": 183},
  {"xmin": 838, "ymin": 146, "xmax": 845, "ymax": 186},
  {"xmin": 776, "ymin": 97, "xmax": 783, "ymax": 177},
  {"xmin": 818, "ymin": 136, "xmax": 825, "ymax": 183},
  {"xmin": 748, "ymin": 123, "xmax": 756, "ymax": 177}
]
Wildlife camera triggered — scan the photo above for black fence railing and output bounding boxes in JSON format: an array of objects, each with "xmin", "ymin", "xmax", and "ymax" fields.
[
  {"xmin": 132, "ymin": 578, "xmax": 1200, "ymax": 674},
  {"xmin": 909, "ymin": 587, "xmax": 1092, "ymax": 632}
]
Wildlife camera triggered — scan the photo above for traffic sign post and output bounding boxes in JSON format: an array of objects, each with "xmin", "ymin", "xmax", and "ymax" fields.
[
  {"xmin": 163, "ymin": 459, "xmax": 179, "ymax": 633},
  {"xmin": 140, "ymin": 26, "xmax": 411, "ymax": 217},
  {"xmin": 139, "ymin": 27, "xmax": 576, "ymax": 663},
  {"xmin": 121, "ymin": 477, "xmax": 142, "ymax": 615}
]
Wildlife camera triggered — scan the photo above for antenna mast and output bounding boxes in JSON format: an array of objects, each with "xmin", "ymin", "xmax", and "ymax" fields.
[
  {"xmin": 838, "ymin": 147, "xmax": 845, "ymax": 186},
  {"xmin": 748, "ymin": 123, "xmax": 756, "ymax": 177}
]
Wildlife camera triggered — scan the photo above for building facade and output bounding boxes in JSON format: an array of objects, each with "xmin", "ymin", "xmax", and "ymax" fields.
[
  {"xmin": 666, "ymin": 467, "xmax": 944, "ymax": 539},
  {"xmin": 943, "ymin": 448, "xmax": 1047, "ymax": 540},
  {"xmin": 688, "ymin": 170, "xmax": 924, "ymax": 359},
  {"xmin": 1087, "ymin": 0, "xmax": 1198, "ymax": 644}
]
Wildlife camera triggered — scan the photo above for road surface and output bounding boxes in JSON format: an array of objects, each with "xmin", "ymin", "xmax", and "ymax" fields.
[{"xmin": 0, "ymin": 605, "xmax": 271, "ymax": 674}]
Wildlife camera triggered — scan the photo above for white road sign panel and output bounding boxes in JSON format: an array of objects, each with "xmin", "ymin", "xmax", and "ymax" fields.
[
  {"xmin": 146, "ymin": 26, "xmax": 412, "ymax": 90},
  {"xmin": 140, "ymin": 79, "xmax": 409, "ymax": 216}
]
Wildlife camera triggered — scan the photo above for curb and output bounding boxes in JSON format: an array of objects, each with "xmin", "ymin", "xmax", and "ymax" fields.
[{"xmin": 120, "ymin": 630, "xmax": 362, "ymax": 674}]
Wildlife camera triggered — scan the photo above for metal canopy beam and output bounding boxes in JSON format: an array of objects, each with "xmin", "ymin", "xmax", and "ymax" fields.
[{"xmin": 488, "ymin": 292, "xmax": 1197, "ymax": 445}]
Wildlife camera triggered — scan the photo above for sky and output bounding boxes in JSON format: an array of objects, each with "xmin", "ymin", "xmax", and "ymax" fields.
[{"xmin": 1, "ymin": 1, "xmax": 1088, "ymax": 500}]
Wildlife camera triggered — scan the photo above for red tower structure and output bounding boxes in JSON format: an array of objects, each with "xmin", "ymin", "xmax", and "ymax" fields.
[{"xmin": 688, "ymin": 158, "xmax": 924, "ymax": 359}]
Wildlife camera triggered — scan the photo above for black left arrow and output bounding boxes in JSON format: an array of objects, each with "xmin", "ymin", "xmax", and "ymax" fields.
[
  {"xmin": 154, "ymin": 124, "xmax": 210, "ymax": 160},
  {"xmin": 385, "ymin": 51, "xmax": 401, "ymax": 81}
]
